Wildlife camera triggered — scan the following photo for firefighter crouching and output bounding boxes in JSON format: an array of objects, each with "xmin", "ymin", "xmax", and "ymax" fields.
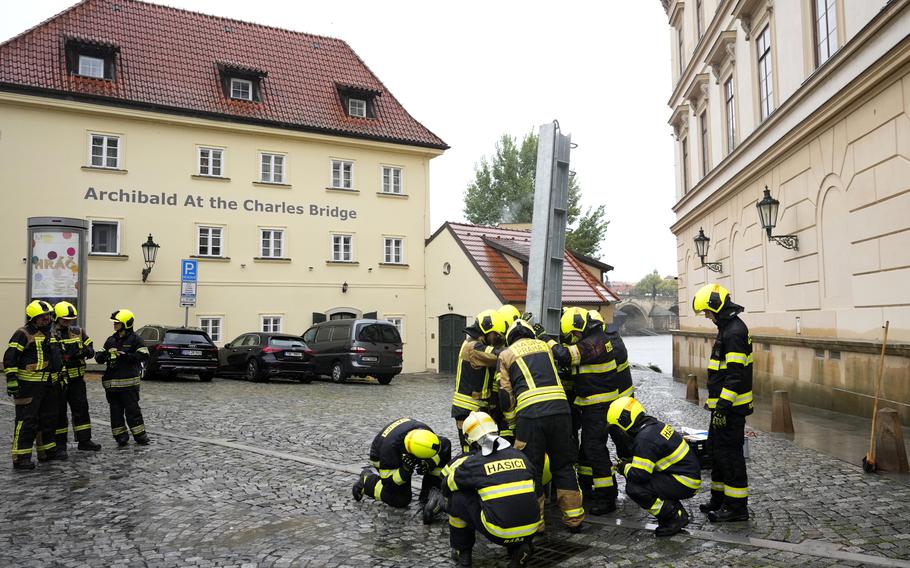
[
  {"xmin": 53, "ymin": 302, "xmax": 101, "ymax": 452},
  {"xmin": 4, "ymin": 300, "xmax": 65, "ymax": 469},
  {"xmin": 95, "ymin": 309, "xmax": 150, "ymax": 446},
  {"xmin": 451, "ymin": 309, "xmax": 503, "ymax": 453},
  {"xmin": 608, "ymin": 397, "xmax": 701, "ymax": 537},
  {"xmin": 444, "ymin": 411, "xmax": 539, "ymax": 568},
  {"xmin": 352, "ymin": 418, "xmax": 452, "ymax": 524},
  {"xmin": 499, "ymin": 319, "xmax": 584, "ymax": 532}
]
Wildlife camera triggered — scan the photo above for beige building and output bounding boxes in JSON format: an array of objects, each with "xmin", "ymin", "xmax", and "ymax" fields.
[
  {"xmin": 0, "ymin": 0, "xmax": 446, "ymax": 373},
  {"xmin": 662, "ymin": 0, "xmax": 910, "ymax": 421}
]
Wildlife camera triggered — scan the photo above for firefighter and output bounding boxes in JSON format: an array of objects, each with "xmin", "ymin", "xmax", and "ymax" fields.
[
  {"xmin": 95, "ymin": 309, "xmax": 150, "ymax": 446},
  {"xmin": 693, "ymin": 283, "xmax": 753, "ymax": 522},
  {"xmin": 498, "ymin": 319, "xmax": 584, "ymax": 532},
  {"xmin": 53, "ymin": 302, "xmax": 101, "ymax": 452},
  {"xmin": 444, "ymin": 411, "xmax": 539, "ymax": 567},
  {"xmin": 352, "ymin": 418, "xmax": 452, "ymax": 524},
  {"xmin": 547, "ymin": 308, "xmax": 633, "ymax": 515},
  {"xmin": 451, "ymin": 309, "xmax": 504, "ymax": 452},
  {"xmin": 3, "ymin": 300, "xmax": 65, "ymax": 469},
  {"xmin": 608, "ymin": 396, "xmax": 701, "ymax": 537}
]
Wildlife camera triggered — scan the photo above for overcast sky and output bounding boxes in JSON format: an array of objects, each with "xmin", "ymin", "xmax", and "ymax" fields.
[{"xmin": 2, "ymin": 1, "xmax": 677, "ymax": 283}]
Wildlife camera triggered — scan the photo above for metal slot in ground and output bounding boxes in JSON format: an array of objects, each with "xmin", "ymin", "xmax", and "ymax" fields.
[{"xmin": 529, "ymin": 540, "xmax": 590, "ymax": 568}]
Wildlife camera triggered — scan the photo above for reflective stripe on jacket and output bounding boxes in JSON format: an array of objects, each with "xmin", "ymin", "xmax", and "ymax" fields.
[
  {"xmin": 498, "ymin": 338, "xmax": 569, "ymax": 419},
  {"xmin": 706, "ymin": 315, "xmax": 754, "ymax": 416}
]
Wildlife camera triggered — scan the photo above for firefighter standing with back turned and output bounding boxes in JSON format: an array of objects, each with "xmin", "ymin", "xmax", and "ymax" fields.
[
  {"xmin": 450, "ymin": 309, "xmax": 502, "ymax": 453},
  {"xmin": 53, "ymin": 302, "xmax": 101, "ymax": 453},
  {"xmin": 692, "ymin": 283, "xmax": 753, "ymax": 522},
  {"xmin": 95, "ymin": 309, "xmax": 150, "ymax": 446}
]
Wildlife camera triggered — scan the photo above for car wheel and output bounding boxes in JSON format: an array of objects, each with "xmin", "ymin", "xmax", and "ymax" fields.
[
  {"xmin": 139, "ymin": 360, "xmax": 154, "ymax": 381},
  {"xmin": 377, "ymin": 374, "xmax": 393, "ymax": 385},
  {"xmin": 199, "ymin": 371, "xmax": 214, "ymax": 382},
  {"xmin": 331, "ymin": 362, "xmax": 347, "ymax": 384},
  {"xmin": 246, "ymin": 359, "xmax": 263, "ymax": 382}
]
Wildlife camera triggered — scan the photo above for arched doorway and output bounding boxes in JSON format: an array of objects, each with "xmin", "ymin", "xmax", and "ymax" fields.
[{"xmin": 438, "ymin": 313, "xmax": 466, "ymax": 374}]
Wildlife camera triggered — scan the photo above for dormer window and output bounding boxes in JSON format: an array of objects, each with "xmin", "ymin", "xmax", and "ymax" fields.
[
  {"xmin": 78, "ymin": 55, "xmax": 105, "ymax": 78},
  {"xmin": 337, "ymin": 84, "xmax": 380, "ymax": 119},
  {"xmin": 217, "ymin": 62, "xmax": 267, "ymax": 103},
  {"xmin": 348, "ymin": 98, "xmax": 367, "ymax": 117},
  {"xmin": 230, "ymin": 78, "xmax": 253, "ymax": 101},
  {"xmin": 65, "ymin": 37, "xmax": 119, "ymax": 80}
]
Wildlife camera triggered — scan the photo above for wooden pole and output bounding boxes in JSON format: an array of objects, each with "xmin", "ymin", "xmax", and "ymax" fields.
[
  {"xmin": 771, "ymin": 390, "xmax": 795, "ymax": 434},
  {"xmin": 686, "ymin": 373, "xmax": 699, "ymax": 403},
  {"xmin": 866, "ymin": 321, "xmax": 890, "ymax": 471}
]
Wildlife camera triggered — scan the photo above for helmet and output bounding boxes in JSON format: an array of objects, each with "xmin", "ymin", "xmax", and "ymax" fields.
[
  {"xmin": 462, "ymin": 411, "xmax": 499, "ymax": 445},
  {"xmin": 498, "ymin": 304, "xmax": 522, "ymax": 324},
  {"xmin": 25, "ymin": 300, "xmax": 54, "ymax": 321},
  {"xmin": 606, "ymin": 396, "xmax": 645, "ymax": 432},
  {"xmin": 505, "ymin": 319, "xmax": 535, "ymax": 346},
  {"xmin": 587, "ymin": 310, "xmax": 604, "ymax": 325},
  {"xmin": 110, "ymin": 309, "xmax": 135, "ymax": 329},
  {"xmin": 54, "ymin": 301, "xmax": 78, "ymax": 320},
  {"xmin": 560, "ymin": 307, "xmax": 588, "ymax": 341},
  {"xmin": 693, "ymin": 283, "xmax": 730, "ymax": 314},
  {"xmin": 475, "ymin": 309, "xmax": 507, "ymax": 337},
  {"xmin": 404, "ymin": 428, "xmax": 440, "ymax": 459}
]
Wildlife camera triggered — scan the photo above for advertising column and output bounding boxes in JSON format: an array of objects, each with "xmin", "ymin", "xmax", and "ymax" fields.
[{"xmin": 26, "ymin": 217, "xmax": 88, "ymax": 328}]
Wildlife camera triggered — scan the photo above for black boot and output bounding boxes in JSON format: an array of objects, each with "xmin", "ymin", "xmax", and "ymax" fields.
[
  {"xmin": 451, "ymin": 548, "xmax": 472, "ymax": 567},
  {"xmin": 699, "ymin": 496, "xmax": 724, "ymax": 514},
  {"xmin": 78, "ymin": 440, "xmax": 102, "ymax": 451},
  {"xmin": 655, "ymin": 503, "xmax": 688, "ymax": 537},
  {"xmin": 116, "ymin": 436, "xmax": 129, "ymax": 447},
  {"xmin": 508, "ymin": 541, "xmax": 533, "ymax": 567},
  {"xmin": 352, "ymin": 467, "xmax": 370, "ymax": 502},
  {"xmin": 134, "ymin": 434, "xmax": 150, "ymax": 446},
  {"xmin": 53, "ymin": 446, "xmax": 69, "ymax": 460},
  {"xmin": 422, "ymin": 487, "xmax": 445, "ymax": 524},
  {"xmin": 708, "ymin": 503, "xmax": 749, "ymax": 523},
  {"xmin": 588, "ymin": 494, "xmax": 617, "ymax": 516},
  {"xmin": 13, "ymin": 459, "xmax": 36, "ymax": 471}
]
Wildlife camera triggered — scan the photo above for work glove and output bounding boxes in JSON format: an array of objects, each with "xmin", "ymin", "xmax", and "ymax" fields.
[
  {"xmin": 422, "ymin": 487, "xmax": 446, "ymax": 524},
  {"xmin": 58, "ymin": 373, "xmax": 69, "ymax": 390},
  {"xmin": 532, "ymin": 323, "xmax": 548, "ymax": 340},
  {"xmin": 415, "ymin": 459, "xmax": 432, "ymax": 476},
  {"xmin": 6, "ymin": 379, "xmax": 18, "ymax": 397},
  {"xmin": 711, "ymin": 410, "xmax": 727, "ymax": 429},
  {"xmin": 108, "ymin": 348, "xmax": 120, "ymax": 361},
  {"xmin": 400, "ymin": 454, "xmax": 419, "ymax": 473},
  {"xmin": 521, "ymin": 312, "xmax": 534, "ymax": 322},
  {"xmin": 615, "ymin": 457, "xmax": 630, "ymax": 477}
]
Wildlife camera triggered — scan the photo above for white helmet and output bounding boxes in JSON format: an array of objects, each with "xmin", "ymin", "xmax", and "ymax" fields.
[{"xmin": 462, "ymin": 411, "xmax": 499, "ymax": 445}]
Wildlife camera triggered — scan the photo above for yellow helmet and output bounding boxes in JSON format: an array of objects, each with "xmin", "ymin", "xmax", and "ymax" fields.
[
  {"xmin": 560, "ymin": 307, "xmax": 588, "ymax": 341},
  {"xmin": 404, "ymin": 428, "xmax": 440, "ymax": 459},
  {"xmin": 54, "ymin": 301, "xmax": 78, "ymax": 320},
  {"xmin": 476, "ymin": 309, "xmax": 507, "ymax": 336},
  {"xmin": 693, "ymin": 283, "xmax": 730, "ymax": 314},
  {"xmin": 587, "ymin": 310, "xmax": 605, "ymax": 325},
  {"xmin": 110, "ymin": 309, "xmax": 135, "ymax": 329},
  {"xmin": 505, "ymin": 319, "xmax": 536, "ymax": 346},
  {"xmin": 462, "ymin": 411, "xmax": 499, "ymax": 445},
  {"xmin": 607, "ymin": 396, "xmax": 645, "ymax": 432},
  {"xmin": 25, "ymin": 300, "xmax": 54, "ymax": 321},
  {"xmin": 498, "ymin": 304, "xmax": 522, "ymax": 324}
]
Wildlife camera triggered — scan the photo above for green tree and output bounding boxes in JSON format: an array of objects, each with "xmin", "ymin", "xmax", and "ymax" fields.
[
  {"xmin": 463, "ymin": 132, "xmax": 608, "ymax": 257},
  {"xmin": 633, "ymin": 270, "xmax": 678, "ymax": 298}
]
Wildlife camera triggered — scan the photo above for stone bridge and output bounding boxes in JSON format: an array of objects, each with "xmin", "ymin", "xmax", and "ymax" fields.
[{"xmin": 614, "ymin": 296, "xmax": 678, "ymax": 334}]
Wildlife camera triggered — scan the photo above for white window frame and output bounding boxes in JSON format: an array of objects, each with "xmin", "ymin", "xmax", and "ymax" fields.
[
  {"xmin": 196, "ymin": 225, "xmax": 224, "ymax": 257},
  {"xmin": 381, "ymin": 166, "xmax": 403, "ymax": 194},
  {"xmin": 383, "ymin": 236, "xmax": 404, "ymax": 264},
  {"xmin": 331, "ymin": 233, "xmax": 353, "ymax": 262},
  {"xmin": 199, "ymin": 316, "xmax": 224, "ymax": 344},
  {"xmin": 260, "ymin": 152, "xmax": 285, "ymax": 184},
  {"xmin": 681, "ymin": 135, "xmax": 690, "ymax": 194},
  {"xmin": 261, "ymin": 315, "xmax": 283, "ymax": 333},
  {"xmin": 756, "ymin": 24, "xmax": 774, "ymax": 122},
  {"xmin": 384, "ymin": 315, "xmax": 405, "ymax": 342},
  {"xmin": 198, "ymin": 146, "xmax": 225, "ymax": 177},
  {"xmin": 77, "ymin": 55, "xmax": 105, "ymax": 78},
  {"xmin": 724, "ymin": 76, "xmax": 737, "ymax": 155},
  {"xmin": 88, "ymin": 218, "xmax": 121, "ymax": 255},
  {"xmin": 331, "ymin": 159, "xmax": 354, "ymax": 189},
  {"xmin": 348, "ymin": 98, "xmax": 367, "ymax": 117},
  {"xmin": 698, "ymin": 110, "xmax": 709, "ymax": 177},
  {"xmin": 88, "ymin": 133, "xmax": 121, "ymax": 169},
  {"xmin": 814, "ymin": 0, "xmax": 838, "ymax": 67},
  {"xmin": 260, "ymin": 228, "xmax": 285, "ymax": 258},
  {"xmin": 230, "ymin": 78, "xmax": 253, "ymax": 101}
]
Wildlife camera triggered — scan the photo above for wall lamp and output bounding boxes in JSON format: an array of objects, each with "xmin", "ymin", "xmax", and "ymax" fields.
[
  {"xmin": 140, "ymin": 233, "xmax": 160, "ymax": 282},
  {"xmin": 447, "ymin": 303, "xmax": 453, "ymax": 311},
  {"xmin": 342, "ymin": 281, "xmax": 348, "ymax": 293},
  {"xmin": 693, "ymin": 227, "xmax": 723, "ymax": 273},
  {"xmin": 756, "ymin": 186, "xmax": 799, "ymax": 251}
]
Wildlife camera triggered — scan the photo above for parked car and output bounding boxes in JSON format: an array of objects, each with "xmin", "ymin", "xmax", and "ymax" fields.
[
  {"xmin": 135, "ymin": 325, "xmax": 219, "ymax": 381},
  {"xmin": 301, "ymin": 319, "xmax": 402, "ymax": 384},
  {"xmin": 218, "ymin": 332, "xmax": 314, "ymax": 382}
]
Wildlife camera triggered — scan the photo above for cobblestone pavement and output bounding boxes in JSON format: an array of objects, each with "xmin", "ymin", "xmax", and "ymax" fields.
[{"xmin": 1, "ymin": 370, "xmax": 909, "ymax": 567}]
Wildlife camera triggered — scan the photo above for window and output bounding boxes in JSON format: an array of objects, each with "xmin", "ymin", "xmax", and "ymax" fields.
[
  {"xmin": 198, "ymin": 147, "xmax": 224, "ymax": 177},
  {"xmin": 89, "ymin": 134, "xmax": 120, "ymax": 169},
  {"xmin": 348, "ymin": 98, "xmax": 367, "ymax": 117},
  {"xmin": 681, "ymin": 136, "xmax": 690, "ymax": 193},
  {"xmin": 696, "ymin": 0, "xmax": 704, "ymax": 39},
  {"xmin": 261, "ymin": 316, "xmax": 283, "ymax": 333},
  {"xmin": 89, "ymin": 219, "xmax": 120, "ymax": 254},
  {"xmin": 331, "ymin": 160, "xmax": 353, "ymax": 189},
  {"xmin": 260, "ymin": 153, "xmax": 285, "ymax": 184},
  {"xmin": 78, "ymin": 55, "xmax": 105, "ymax": 78},
  {"xmin": 385, "ymin": 316, "xmax": 404, "ymax": 340},
  {"xmin": 699, "ymin": 111, "xmax": 709, "ymax": 176},
  {"xmin": 199, "ymin": 317, "xmax": 223, "ymax": 344},
  {"xmin": 197, "ymin": 226, "xmax": 223, "ymax": 257},
  {"xmin": 230, "ymin": 78, "xmax": 253, "ymax": 101},
  {"xmin": 332, "ymin": 234, "xmax": 353, "ymax": 262},
  {"xmin": 677, "ymin": 26, "xmax": 685, "ymax": 76},
  {"xmin": 383, "ymin": 237, "xmax": 404, "ymax": 264},
  {"xmin": 757, "ymin": 25, "xmax": 774, "ymax": 121},
  {"xmin": 382, "ymin": 166, "xmax": 402, "ymax": 194},
  {"xmin": 814, "ymin": 0, "xmax": 838, "ymax": 66},
  {"xmin": 260, "ymin": 228, "xmax": 284, "ymax": 258},
  {"xmin": 724, "ymin": 77, "xmax": 736, "ymax": 155}
]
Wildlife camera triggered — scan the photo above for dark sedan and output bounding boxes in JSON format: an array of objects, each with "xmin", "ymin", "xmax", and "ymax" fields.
[
  {"xmin": 218, "ymin": 332, "xmax": 314, "ymax": 382},
  {"xmin": 135, "ymin": 325, "xmax": 219, "ymax": 382}
]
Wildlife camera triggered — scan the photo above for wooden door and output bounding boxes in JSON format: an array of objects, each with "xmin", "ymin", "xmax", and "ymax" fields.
[{"xmin": 438, "ymin": 314, "xmax": 466, "ymax": 374}]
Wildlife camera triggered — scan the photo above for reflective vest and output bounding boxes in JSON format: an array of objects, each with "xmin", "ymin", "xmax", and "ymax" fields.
[
  {"xmin": 706, "ymin": 315, "xmax": 754, "ymax": 416},
  {"xmin": 97, "ymin": 330, "xmax": 148, "ymax": 390},
  {"xmin": 549, "ymin": 329, "xmax": 633, "ymax": 408},
  {"xmin": 3, "ymin": 324, "xmax": 63, "ymax": 384},
  {"xmin": 622, "ymin": 415, "xmax": 702, "ymax": 492},
  {"xmin": 500, "ymin": 338, "xmax": 569, "ymax": 419},
  {"xmin": 369, "ymin": 418, "xmax": 452, "ymax": 484},
  {"xmin": 451, "ymin": 340, "xmax": 496, "ymax": 419},
  {"xmin": 57, "ymin": 326, "xmax": 94, "ymax": 380}
]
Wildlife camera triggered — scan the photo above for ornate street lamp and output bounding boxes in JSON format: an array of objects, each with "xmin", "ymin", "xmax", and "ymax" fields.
[
  {"xmin": 342, "ymin": 281, "xmax": 349, "ymax": 293},
  {"xmin": 693, "ymin": 227, "xmax": 723, "ymax": 273},
  {"xmin": 756, "ymin": 186, "xmax": 799, "ymax": 250},
  {"xmin": 141, "ymin": 234, "xmax": 160, "ymax": 282}
]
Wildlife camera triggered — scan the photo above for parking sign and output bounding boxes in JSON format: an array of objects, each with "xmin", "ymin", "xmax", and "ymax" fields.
[{"xmin": 180, "ymin": 259, "xmax": 197, "ymax": 307}]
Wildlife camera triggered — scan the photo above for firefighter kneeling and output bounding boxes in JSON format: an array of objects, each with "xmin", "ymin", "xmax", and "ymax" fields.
[
  {"xmin": 608, "ymin": 396, "xmax": 701, "ymax": 537},
  {"xmin": 444, "ymin": 411, "xmax": 539, "ymax": 567}
]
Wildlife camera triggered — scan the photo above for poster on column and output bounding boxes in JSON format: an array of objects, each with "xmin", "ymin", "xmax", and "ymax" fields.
[{"xmin": 30, "ymin": 230, "xmax": 80, "ymax": 304}]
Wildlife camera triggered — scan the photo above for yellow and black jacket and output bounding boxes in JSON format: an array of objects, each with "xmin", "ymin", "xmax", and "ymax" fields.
[
  {"xmin": 498, "ymin": 338, "xmax": 569, "ymax": 419},
  {"xmin": 95, "ymin": 330, "xmax": 148, "ymax": 390},
  {"xmin": 549, "ymin": 329, "xmax": 633, "ymax": 408},
  {"xmin": 451, "ymin": 340, "xmax": 498, "ymax": 419},
  {"xmin": 369, "ymin": 418, "xmax": 452, "ymax": 485},
  {"xmin": 621, "ymin": 416, "xmax": 701, "ymax": 492},
  {"xmin": 706, "ymin": 315, "xmax": 753, "ymax": 416},
  {"xmin": 3, "ymin": 323, "xmax": 64, "ymax": 388},
  {"xmin": 56, "ymin": 326, "xmax": 94, "ymax": 380}
]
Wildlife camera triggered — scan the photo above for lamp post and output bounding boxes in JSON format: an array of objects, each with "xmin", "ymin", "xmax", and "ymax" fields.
[
  {"xmin": 140, "ymin": 234, "xmax": 160, "ymax": 282},
  {"xmin": 756, "ymin": 186, "xmax": 799, "ymax": 250},
  {"xmin": 693, "ymin": 227, "xmax": 723, "ymax": 273}
]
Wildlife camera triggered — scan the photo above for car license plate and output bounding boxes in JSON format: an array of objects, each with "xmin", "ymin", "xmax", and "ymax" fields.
[
  {"xmin": 285, "ymin": 352, "xmax": 303, "ymax": 358},
  {"xmin": 182, "ymin": 349, "xmax": 202, "ymax": 356},
  {"xmin": 361, "ymin": 356, "xmax": 378, "ymax": 362}
]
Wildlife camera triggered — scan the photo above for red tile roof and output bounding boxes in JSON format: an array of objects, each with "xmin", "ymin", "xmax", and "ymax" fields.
[
  {"xmin": 0, "ymin": 0, "xmax": 447, "ymax": 150},
  {"xmin": 430, "ymin": 222, "xmax": 619, "ymax": 304}
]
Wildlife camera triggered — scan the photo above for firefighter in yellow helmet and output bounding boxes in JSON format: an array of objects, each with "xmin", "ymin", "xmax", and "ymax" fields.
[
  {"xmin": 3, "ymin": 300, "xmax": 65, "ymax": 469},
  {"xmin": 607, "ymin": 397, "xmax": 701, "ymax": 537},
  {"xmin": 693, "ymin": 283, "xmax": 752, "ymax": 522},
  {"xmin": 52, "ymin": 302, "xmax": 101, "ymax": 452},
  {"xmin": 443, "ymin": 411, "xmax": 539, "ymax": 567},
  {"xmin": 95, "ymin": 309, "xmax": 150, "ymax": 446},
  {"xmin": 352, "ymin": 418, "xmax": 452, "ymax": 524},
  {"xmin": 498, "ymin": 304, "xmax": 522, "ymax": 325}
]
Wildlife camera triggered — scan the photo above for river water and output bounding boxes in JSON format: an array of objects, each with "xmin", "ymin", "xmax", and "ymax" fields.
[{"xmin": 623, "ymin": 334, "xmax": 673, "ymax": 375}]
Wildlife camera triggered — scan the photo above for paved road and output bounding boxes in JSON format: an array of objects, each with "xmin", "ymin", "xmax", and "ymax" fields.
[{"xmin": 1, "ymin": 370, "xmax": 909, "ymax": 567}]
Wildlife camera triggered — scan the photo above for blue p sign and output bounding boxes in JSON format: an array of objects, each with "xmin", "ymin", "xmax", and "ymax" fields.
[{"xmin": 181, "ymin": 259, "xmax": 198, "ymax": 282}]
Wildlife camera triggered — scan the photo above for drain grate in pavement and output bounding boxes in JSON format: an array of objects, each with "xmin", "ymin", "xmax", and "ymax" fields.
[{"xmin": 531, "ymin": 540, "xmax": 590, "ymax": 567}]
